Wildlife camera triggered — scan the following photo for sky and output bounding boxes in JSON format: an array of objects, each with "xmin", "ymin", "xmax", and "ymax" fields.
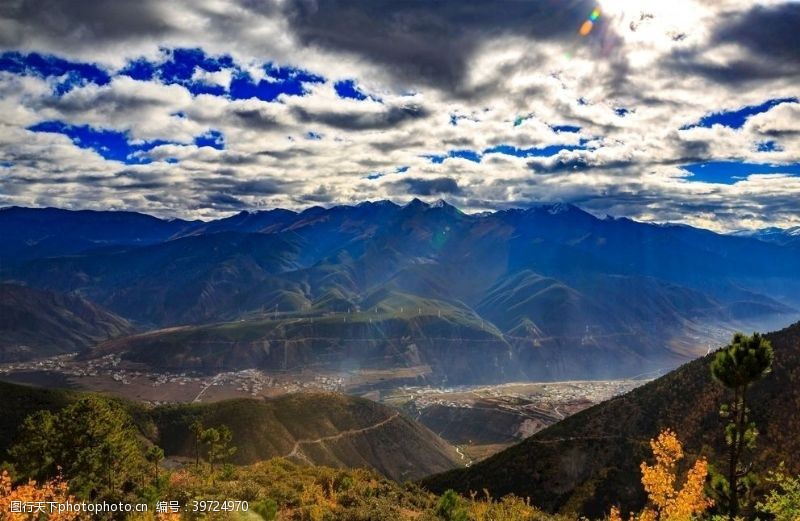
[{"xmin": 0, "ymin": 0, "xmax": 799, "ymax": 231}]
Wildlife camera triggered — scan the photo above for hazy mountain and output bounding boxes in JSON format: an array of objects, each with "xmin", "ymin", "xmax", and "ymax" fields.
[
  {"xmin": 86, "ymin": 301, "xmax": 515, "ymax": 383},
  {"xmin": 731, "ymin": 226, "xmax": 800, "ymax": 247},
  {"xmin": 4, "ymin": 232, "xmax": 303, "ymax": 327},
  {"xmin": 0, "ymin": 206, "xmax": 200, "ymax": 261},
  {"xmin": 0, "ymin": 381, "xmax": 460, "ymax": 481},
  {"xmin": 422, "ymin": 320, "xmax": 800, "ymax": 517},
  {"xmin": 0, "ymin": 283, "xmax": 132, "ymax": 361},
  {"xmin": 2, "ymin": 201, "xmax": 799, "ymax": 381}
]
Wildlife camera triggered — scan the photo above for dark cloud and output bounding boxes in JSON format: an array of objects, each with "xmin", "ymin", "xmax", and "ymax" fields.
[
  {"xmin": 216, "ymin": 152, "xmax": 261, "ymax": 165},
  {"xmin": 299, "ymin": 184, "xmax": 334, "ymax": 203},
  {"xmin": 256, "ymin": 149, "xmax": 307, "ymax": 160},
  {"xmin": 291, "ymin": 104, "xmax": 428, "ymax": 130},
  {"xmin": 115, "ymin": 169, "xmax": 171, "ymax": 190},
  {"xmin": 667, "ymin": 135, "xmax": 712, "ymax": 164},
  {"xmin": 0, "ymin": 0, "xmax": 175, "ymax": 48},
  {"xmin": 715, "ymin": 3, "xmax": 800, "ymax": 64},
  {"xmin": 666, "ymin": 51, "xmax": 798, "ymax": 85},
  {"xmin": 228, "ymin": 178, "xmax": 284, "ymax": 196},
  {"xmin": 282, "ymin": 0, "xmax": 604, "ymax": 91},
  {"xmin": 667, "ymin": 2, "xmax": 800, "ymax": 84},
  {"xmin": 230, "ymin": 108, "xmax": 280, "ymax": 130},
  {"xmin": 204, "ymin": 192, "xmax": 247, "ymax": 210},
  {"xmin": 397, "ymin": 176, "xmax": 461, "ymax": 196},
  {"xmin": 183, "ymin": 172, "xmax": 289, "ymax": 195},
  {"xmin": 528, "ymin": 157, "xmax": 635, "ymax": 174},
  {"xmin": 41, "ymin": 85, "xmax": 174, "ymax": 115},
  {"xmin": 2, "ymin": 172, "xmax": 112, "ymax": 186}
]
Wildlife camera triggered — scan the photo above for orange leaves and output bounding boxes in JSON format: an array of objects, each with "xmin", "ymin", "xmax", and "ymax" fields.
[
  {"xmin": 0, "ymin": 470, "xmax": 79, "ymax": 521},
  {"xmin": 611, "ymin": 429, "xmax": 713, "ymax": 521},
  {"xmin": 640, "ymin": 429, "xmax": 683, "ymax": 509}
]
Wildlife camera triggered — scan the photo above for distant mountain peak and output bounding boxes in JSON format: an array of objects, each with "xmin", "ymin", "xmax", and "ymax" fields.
[
  {"xmin": 299, "ymin": 205, "xmax": 327, "ymax": 217},
  {"xmin": 404, "ymin": 197, "xmax": 430, "ymax": 210},
  {"xmin": 522, "ymin": 202, "xmax": 589, "ymax": 219},
  {"xmin": 547, "ymin": 202, "xmax": 572, "ymax": 215},
  {"xmin": 729, "ymin": 224, "xmax": 800, "ymax": 246},
  {"xmin": 356, "ymin": 200, "xmax": 399, "ymax": 208}
]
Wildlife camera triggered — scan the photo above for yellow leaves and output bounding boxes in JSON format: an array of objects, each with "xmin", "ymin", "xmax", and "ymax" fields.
[
  {"xmin": 465, "ymin": 490, "xmax": 551, "ymax": 521},
  {"xmin": 0, "ymin": 470, "xmax": 79, "ymax": 521},
  {"xmin": 610, "ymin": 429, "xmax": 713, "ymax": 521},
  {"xmin": 299, "ymin": 481, "xmax": 336, "ymax": 521},
  {"xmin": 640, "ymin": 429, "xmax": 684, "ymax": 511}
]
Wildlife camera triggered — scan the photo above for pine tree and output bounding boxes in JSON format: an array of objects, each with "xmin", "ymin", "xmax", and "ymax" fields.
[
  {"xmin": 145, "ymin": 445, "xmax": 165, "ymax": 483},
  {"xmin": 189, "ymin": 419, "xmax": 204, "ymax": 471},
  {"xmin": 9, "ymin": 396, "xmax": 146, "ymax": 503},
  {"xmin": 710, "ymin": 332, "xmax": 774, "ymax": 520},
  {"xmin": 201, "ymin": 424, "xmax": 237, "ymax": 473}
]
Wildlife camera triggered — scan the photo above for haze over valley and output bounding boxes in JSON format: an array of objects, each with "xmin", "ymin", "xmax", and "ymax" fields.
[{"xmin": 2, "ymin": 201, "xmax": 798, "ymax": 465}]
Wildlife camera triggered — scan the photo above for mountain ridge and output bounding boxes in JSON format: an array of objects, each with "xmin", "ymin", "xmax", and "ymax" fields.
[
  {"xmin": 421, "ymin": 320, "xmax": 800, "ymax": 517},
  {"xmin": 2, "ymin": 202, "xmax": 799, "ymax": 382}
]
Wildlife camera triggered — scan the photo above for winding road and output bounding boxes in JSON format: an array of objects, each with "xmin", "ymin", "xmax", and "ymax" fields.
[{"xmin": 286, "ymin": 412, "xmax": 401, "ymax": 461}]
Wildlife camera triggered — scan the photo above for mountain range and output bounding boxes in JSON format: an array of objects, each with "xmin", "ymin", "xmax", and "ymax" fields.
[
  {"xmin": 1, "ymin": 201, "xmax": 799, "ymax": 382},
  {"xmin": 731, "ymin": 226, "xmax": 800, "ymax": 247}
]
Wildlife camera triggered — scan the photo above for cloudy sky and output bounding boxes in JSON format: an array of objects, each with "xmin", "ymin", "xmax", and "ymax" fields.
[{"xmin": 0, "ymin": 0, "xmax": 798, "ymax": 230}]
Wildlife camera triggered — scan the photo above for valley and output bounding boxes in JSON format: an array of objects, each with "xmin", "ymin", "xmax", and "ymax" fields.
[
  {"xmin": 382, "ymin": 379, "xmax": 649, "ymax": 461},
  {"xmin": 0, "ymin": 353, "xmax": 419, "ymax": 404},
  {"xmin": 0, "ymin": 350, "xmax": 649, "ymax": 462},
  {"xmin": 4, "ymin": 201, "xmax": 799, "ymax": 386}
]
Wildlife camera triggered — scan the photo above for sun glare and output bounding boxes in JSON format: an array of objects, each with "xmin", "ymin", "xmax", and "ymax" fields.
[{"xmin": 600, "ymin": 0, "xmax": 703, "ymax": 44}]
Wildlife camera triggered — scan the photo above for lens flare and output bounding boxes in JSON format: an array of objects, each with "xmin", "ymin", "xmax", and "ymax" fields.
[{"xmin": 579, "ymin": 7, "xmax": 601, "ymax": 36}]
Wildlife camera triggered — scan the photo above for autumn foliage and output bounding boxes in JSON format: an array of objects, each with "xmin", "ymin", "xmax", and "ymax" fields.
[
  {"xmin": 610, "ymin": 429, "xmax": 713, "ymax": 521},
  {"xmin": 0, "ymin": 470, "xmax": 79, "ymax": 521}
]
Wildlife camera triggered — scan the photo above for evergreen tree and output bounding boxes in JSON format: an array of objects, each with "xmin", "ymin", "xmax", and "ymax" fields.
[
  {"xmin": 9, "ymin": 396, "xmax": 146, "ymax": 503},
  {"xmin": 201, "ymin": 425, "xmax": 237, "ymax": 472},
  {"xmin": 145, "ymin": 445, "xmax": 165, "ymax": 483},
  {"xmin": 189, "ymin": 419, "xmax": 204, "ymax": 471},
  {"xmin": 436, "ymin": 489, "xmax": 469, "ymax": 521},
  {"xmin": 710, "ymin": 332, "xmax": 774, "ymax": 520}
]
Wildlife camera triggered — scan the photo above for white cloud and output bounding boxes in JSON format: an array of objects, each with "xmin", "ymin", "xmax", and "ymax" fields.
[{"xmin": 0, "ymin": 0, "xmax": 797, "ymax": 230}]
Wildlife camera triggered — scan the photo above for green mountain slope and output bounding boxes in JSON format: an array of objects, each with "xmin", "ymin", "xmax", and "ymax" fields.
[
  {"xmin": 151, "ymin": 392, "xmax": 460, "ymax": 480},
  {"xmin": 422, "ymin": 321, "xmax": 800, "ymax": 517},
  {"xmin": 86, "ymin": 292, "xmax": 515, "ymax": 383},
  {"xmin": 0, "ymin": 382, "xmax": 460, "ymax": 481}
]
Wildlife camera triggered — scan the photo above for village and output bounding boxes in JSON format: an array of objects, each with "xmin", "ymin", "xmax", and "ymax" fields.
[
  {"xmin": 0, "ymin": 353, "xmax": 346, "ymax": 405},
  {"xmin": 382, "ymin": 379, "xmax": 647, "ymax": 428}
]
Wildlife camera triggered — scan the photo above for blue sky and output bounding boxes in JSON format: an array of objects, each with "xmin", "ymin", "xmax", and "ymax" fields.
[
  {"xmin": 682, "ymin": 97, "xmax": 798, "ymax": 130},
  {"xmin": 0, "ymin": 51, "xmax": 110, "ymax": 94},
  {"xmin": 683, "ymin": 161, "xmax": 800, "ymax": 184},
  {"xmin": 0, "ymin": 0, "xmax": 798, "ymax": 231}
]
